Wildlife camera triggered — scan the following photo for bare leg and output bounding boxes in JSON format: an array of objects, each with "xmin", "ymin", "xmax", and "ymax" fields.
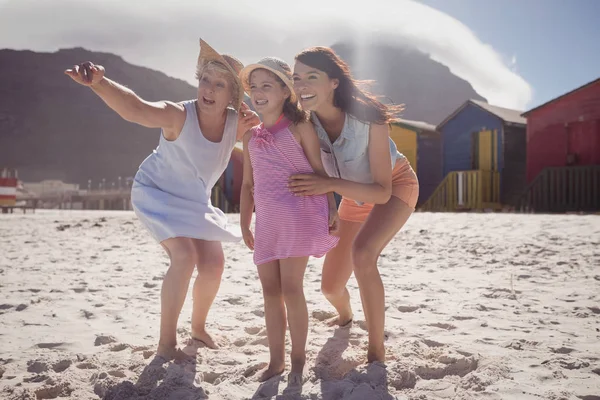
[
  {"xmin": 157, "ymin": 237, "xmax": 197, "ymax": 360},
  {"xmin": 280, "ymin": 257, "xmax": 309, "ymax": 378},
  {"xmin": 321, "ymin": 220, "xmax": 363, "ymax": 326},
  {"xmin": 352, "ymin": 197, "xmax": 414, "ymax": 363},
  {"xmin": 190, "ymin": 239, "xmax": 224, "ymax": 349},
  {"xmin": 257, "ymin": 260, "xmax": 286, "ymax": 382}
]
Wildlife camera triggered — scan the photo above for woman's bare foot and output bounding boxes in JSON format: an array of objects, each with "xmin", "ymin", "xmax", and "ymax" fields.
[
  {"xmin": 191, "ymin": 329, "xmax": 219, "ymax": 349},
  {"xmin": 327, "ymin": 314, "xmax": 353, "ymax": 328},
  {"xmin": 367, "ymin": 343, "xmax": 385, "ymax": 364},
  {"xmin": 156, "ymin": 343, "xmax": 192, "ymax": 362},
  {"xmin": 258, "ymin": 363, "xmax": 285, "ymax": 382}
]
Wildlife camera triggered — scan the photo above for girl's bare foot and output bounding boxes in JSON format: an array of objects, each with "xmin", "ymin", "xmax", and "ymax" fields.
[
  {"xmin": 287, "ymin": 371, "xmax": 304, "ymax": 388},
  {"xmin": 287, "ymin": 359, "xmax": 305, "ymax": 389},
  {"xmin": 258, "ymin": 363, "xmax": 285, "ymax": 382},
  {"xmin": 191, "ymin": 329, "xmax": 219, "ymax": 349}
]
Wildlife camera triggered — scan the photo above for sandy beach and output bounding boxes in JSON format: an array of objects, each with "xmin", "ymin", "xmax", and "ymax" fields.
[{"xmin": 0, "ymin": 210, "xmax": 599, "ymax": 399}]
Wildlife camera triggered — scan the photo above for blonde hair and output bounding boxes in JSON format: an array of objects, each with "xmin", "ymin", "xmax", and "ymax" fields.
[{"xmin": 195, "ymin": 60, "xmax": 241, "ymax": 108}]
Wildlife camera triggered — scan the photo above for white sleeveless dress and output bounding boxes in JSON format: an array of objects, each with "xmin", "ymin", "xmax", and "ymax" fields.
[{"xmin": 130, "ymin": 100, "xmax": 241, "ymax": 243}]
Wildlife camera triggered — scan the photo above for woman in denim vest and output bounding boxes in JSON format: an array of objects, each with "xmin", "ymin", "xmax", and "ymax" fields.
[{"xmin": 289, "ymin": 47, "xmax": 419, "ymax": 363}]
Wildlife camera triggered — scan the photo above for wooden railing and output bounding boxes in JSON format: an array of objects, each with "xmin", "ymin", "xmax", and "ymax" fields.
[
  {"xmin": 519, "ymin": 165, "xmax": 600, "ymax": 213},
  {"xmin": 420, "ymin": 170, "xmax": 501, "ymax": 212}
]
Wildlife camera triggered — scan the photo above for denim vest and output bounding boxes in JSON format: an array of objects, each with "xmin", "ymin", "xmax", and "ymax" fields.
[{"xmin": 312, "ymin": 112, "xmax": 403, "ymax": 205}]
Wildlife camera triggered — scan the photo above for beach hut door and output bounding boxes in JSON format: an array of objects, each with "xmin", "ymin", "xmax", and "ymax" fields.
[{"xmin": 476, "ymin": 129, "xmax": 497, "ymax": 171}]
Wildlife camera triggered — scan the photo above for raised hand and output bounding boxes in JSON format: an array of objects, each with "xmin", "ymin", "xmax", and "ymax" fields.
[{"xmin": 65, "ymin": 62, "xmax": 105, "ymax": 87}]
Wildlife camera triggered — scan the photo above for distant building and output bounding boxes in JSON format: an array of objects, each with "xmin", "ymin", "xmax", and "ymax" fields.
[
  {"xmin": 522, "ymin": 78, "xmax": 600, "ymax": 182},
  {"xmin": 437, "ymin": 99, "xmax": 527, "ymax": 207},
  {"xmin": 0, "ymin": 167, "xmax": 18, "ymax": 206},
  {"xmin": 520, "ymin": 78, "xmax": 600, "ymax": 212},
  {"xmin": 22, "ymin": 180, "xmax": 80, "ymax": 197}
]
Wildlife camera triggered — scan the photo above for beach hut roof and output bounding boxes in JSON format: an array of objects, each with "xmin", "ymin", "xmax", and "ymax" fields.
[
  {"xmin": 438, "ymin": 99, "xmax": 526, "ymax": 129},
  {"xmin": 392, "ymin": 119, "xmax": 437, "ymax": 133},
  {"xmin": 522, "ymin": 77, "xmax": 600, "ymax": 117}
]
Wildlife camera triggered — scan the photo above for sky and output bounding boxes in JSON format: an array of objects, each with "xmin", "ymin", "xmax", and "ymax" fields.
[
  {"xmin": 417, "ymin": 0, "xmax": 600, "ymax": 109},
  {"xmin": 0, "ymin": 0, "xmax": 597, "ymax": 111}
]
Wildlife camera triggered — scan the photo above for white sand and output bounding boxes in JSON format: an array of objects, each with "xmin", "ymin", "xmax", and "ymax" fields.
[{"xmin": 1, "ymin": 210, "xmax": 599, "ymax": 400}]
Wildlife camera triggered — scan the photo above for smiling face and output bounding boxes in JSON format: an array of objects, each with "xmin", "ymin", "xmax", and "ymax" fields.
[
  {"xmin": 196, "ymin": 62, "xmax": 235, "ymax": 114},
  {"xmin": 248, "ymin": 68, "xmax": 290, "ymax": 117},
  {"xmin": 292, "ymin": 61, "xmax": 339, "ymax": 112}
]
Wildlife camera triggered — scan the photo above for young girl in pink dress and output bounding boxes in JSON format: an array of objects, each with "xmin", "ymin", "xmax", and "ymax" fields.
[{"xmin": 239, "ymin": 58, "xmax": 339, "ymax": 383}]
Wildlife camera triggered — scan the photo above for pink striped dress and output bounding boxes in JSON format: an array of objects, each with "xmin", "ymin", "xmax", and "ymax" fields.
[{"xmin": 248, "ymin": 117, "xmax": 339, "ymax": 265}]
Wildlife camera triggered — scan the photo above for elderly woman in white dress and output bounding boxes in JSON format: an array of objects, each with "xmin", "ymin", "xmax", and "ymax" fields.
[{"xmin": 65, "ymin": 39, "xmax": 259, "ymax": 360}]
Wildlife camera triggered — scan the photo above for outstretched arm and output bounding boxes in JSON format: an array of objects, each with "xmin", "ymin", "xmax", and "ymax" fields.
[{"xmin": 65, "ymin": 62, "xmax": 186, "ymax": 140}]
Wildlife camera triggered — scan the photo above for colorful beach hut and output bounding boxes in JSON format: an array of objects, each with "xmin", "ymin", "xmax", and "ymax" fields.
[
  {"xmin": 520, "ymin": 77, "xmax": 600, "ymax": 212},
  {"xmin": 390, "ymin": 119, "xmax": 442, "ymax": 206},
  {"xmin": 422, "ymin": 100, "xmax": 527, "ymax": 211}
]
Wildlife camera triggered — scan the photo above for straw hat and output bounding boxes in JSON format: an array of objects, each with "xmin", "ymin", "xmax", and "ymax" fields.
[
  {"xmin": 239, "ymin": 57, "xmax": 297, "ymax": 103},
  {"xmin": 197, "ymin": 39, "xmax": 245, "ymax": 109}
]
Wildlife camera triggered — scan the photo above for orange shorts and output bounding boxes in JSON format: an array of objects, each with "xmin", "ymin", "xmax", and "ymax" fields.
[{"xmin": 338, "ymin": 157, "xmax": 419, "ymax": 223}]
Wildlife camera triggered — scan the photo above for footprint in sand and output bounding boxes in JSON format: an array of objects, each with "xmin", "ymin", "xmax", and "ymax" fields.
[
  {"xmin": 245, "ymin": 326, "xmax": 266, "ymax": 335},
  {"xmin": 541, "ymin": 357, "xmax": 590, "ymax": 370},
  {"xmin": 397, "ymin": 305, "xmax": 420, "ymax": 313},
  {"xmin": 252, "ymin": 308, "xmax": 265, "ymax": 317},
  {"xmin": 414, "ymin": 354, "xmax": 478, "ymax": 380},
  {"xmin": 250, "ymin": 336, "xmax": 270, "ymax": 347},
  {"xmin": 51, "ymin": 360, "xmax": 71, "ymax": 373},
  {"xmin": 35, "ymin": 382, "xmax": 73, "ymax": 399},
  {"xmin": 202, "ymin": 371, "xmax": 225, "ymax": 385},
  {"xmin": 76, "ymin": 362, "xmax": 98, "ymax": 370},
  {"xmin": 233, "ymin": 338, "xmax": 249, "ymax": 347},
  {"xmin": 107, "ymin": 370, "xmax": 126, "ymax": 378},
  {"xmin": 428, "ymin": 322, "xmax": 457, "ymax": 330},
  {"xmin": 110, "ymin": 343, "xmax": 129, "ymax": 352},
  {"xmin": 27, "ymin": 360, "xmax": 49, "ymax": 373},
  {"xmin": 36, "ymin": 343, "xmax": 66, "ymax": 349},
  {"xmin": 551, "ymin": 346, "xmax": 576, "ymax": 354},
  {"xmin": 94, "ymin": 335, "xmax": 117, "ymax": 346},
  {"xmin": 422, "ymin": 339, "xmax": 445, "ymax": 348},
  {"xmin": 452, "ymin": 315, "xmax": 476, "ymax": 321},
  {"xmin": 23, "ymin": 374, "xmax": 49, "ymax": 383},
  {"xmin": 224, "ymin": 296, "xmax": 245, "ymax": 305}
]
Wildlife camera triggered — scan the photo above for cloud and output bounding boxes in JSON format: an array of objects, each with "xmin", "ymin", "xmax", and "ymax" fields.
[{"xmin": 0, "ymin": 0, "xmax": 532, "ymax": 109}]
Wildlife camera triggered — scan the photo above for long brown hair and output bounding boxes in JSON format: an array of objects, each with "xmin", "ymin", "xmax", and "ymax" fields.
[{"xmin": 295, "ymin": 47, "xmax": 403, "ymax": 124}]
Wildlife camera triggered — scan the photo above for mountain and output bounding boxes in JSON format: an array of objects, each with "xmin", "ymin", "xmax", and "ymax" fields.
[
  {"xmin": 330, "ymin": 41, "xmax": 486, "ymax": 124},
  {"xmin": 0, "ymin": 48, "xmax": 197, "ymax": 187}
]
